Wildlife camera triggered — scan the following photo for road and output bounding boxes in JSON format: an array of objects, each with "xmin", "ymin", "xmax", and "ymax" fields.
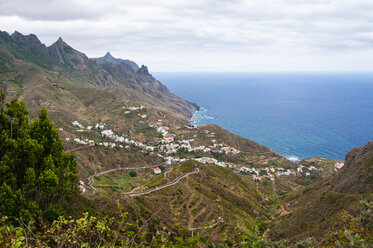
[
  {"xmin": 122, "ymin": 168, "xmax": 199, "ymax": 197},
  {"xmin": 86, "ymin": 164, "xmax": 168, "ymax": 194}
]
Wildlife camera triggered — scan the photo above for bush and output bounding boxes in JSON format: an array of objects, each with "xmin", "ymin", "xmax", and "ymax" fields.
[
  {"xmin": 325, "ymin": 200, "xmax": 373, "ymax": 247},
  {"xmin": 129, "ymin": 171, "xmax": 137, "ymax": 177}
]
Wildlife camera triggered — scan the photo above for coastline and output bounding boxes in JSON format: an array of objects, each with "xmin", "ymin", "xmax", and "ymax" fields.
[
  {"xmin": 190, "ymin": 108, "xmax": 344, "ymax": 162},
  {"xmin": 155, "ymin": 72, "xmax": 373, "ymax": 161}
]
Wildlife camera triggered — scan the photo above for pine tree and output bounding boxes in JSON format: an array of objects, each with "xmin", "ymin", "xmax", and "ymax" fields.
[{"xmin": 0, "ymin": 94, "xmax": 80, "ymax": 223}]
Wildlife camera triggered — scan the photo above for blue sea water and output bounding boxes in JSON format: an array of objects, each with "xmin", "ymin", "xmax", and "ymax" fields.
[{"xmin": 154, "ymin": 72, "xmax": 373, "ymax": 161}]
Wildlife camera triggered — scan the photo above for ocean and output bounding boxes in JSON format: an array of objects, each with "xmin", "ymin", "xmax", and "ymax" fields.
[{"xmin": 154, "ymin": 72, "xmax": 373, "ymax": 161}]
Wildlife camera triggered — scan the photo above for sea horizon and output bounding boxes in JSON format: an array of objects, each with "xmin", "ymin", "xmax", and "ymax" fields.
[{"xmin": 155, "ymin": 72, "xmax": 373, "ymax": 161}]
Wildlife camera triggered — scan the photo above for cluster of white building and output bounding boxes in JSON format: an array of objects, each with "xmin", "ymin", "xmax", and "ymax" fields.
[
  {"xmin": 71, "ymin": 121, "xmax": 98, "ymax": 132},
  {"xmin": 124, "ymin": 106, "xmax": 145, "ymax": 111},
  {"xmin": 192, "ymin": 157, "xmax": 228, "ymax": 168},
  {"xmin": 148, "ymin": 122, "xmax": 240, "ymax": 156},
  {"xmin": 72, "ymin": 138, "xmax": 94, "ymax": 145},
  {"xmin": 100, "ymin": 129, "xmax": 154, "ymax": 151},
  {"xmin": 150, "ymin": 124, "xmax": 241, "ymax": 156},
  {"xmin": 239, "ymin": 164, "xmax": 320, "ymax": 181},
  {"xmin": 95, "ymin": 123, "xmax": 105, "ymax": 130},
  {"xmin": 68, "ymin": 120, "xmax": 241, "ymax": 168},
  {"xmin": 123, "ymin": 106, "xmax": 145, "ymax": 114}
]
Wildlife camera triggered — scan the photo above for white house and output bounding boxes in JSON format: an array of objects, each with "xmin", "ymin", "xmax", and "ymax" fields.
[{"xmin": 153, "ymin": 167, "xmax": 162, "ymax": 174}]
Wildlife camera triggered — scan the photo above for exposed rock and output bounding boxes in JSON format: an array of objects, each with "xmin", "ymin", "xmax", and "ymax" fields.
[
  {"xmin": 11, "ymin": 31, "xmax": 45, "ymax": 48},
  {"xmin": 137, "ymin": 65, "xmax": 149, "ymax": 75}
]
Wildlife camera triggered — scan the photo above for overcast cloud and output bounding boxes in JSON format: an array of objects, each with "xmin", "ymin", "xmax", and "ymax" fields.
[{"xmin": 0, "ymin": 0, "xmax": 373, "ymax": 71}]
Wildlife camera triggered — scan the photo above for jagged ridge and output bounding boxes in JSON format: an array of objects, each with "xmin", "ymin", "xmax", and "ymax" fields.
[{"xmin": 0, "ymin": 30, "xmax": 198, "ymax": 119}]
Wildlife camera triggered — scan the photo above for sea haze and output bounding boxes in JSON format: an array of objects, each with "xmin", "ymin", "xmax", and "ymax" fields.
[{"xmin": 154, "ymin": 72, "xmax": 373, "ymax": 161}]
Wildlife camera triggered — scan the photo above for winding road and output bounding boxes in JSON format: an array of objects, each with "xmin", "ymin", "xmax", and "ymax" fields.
[
  {"xmin": 86, "ymin": 164, "xmax": 166, "ymax": 194},
  {"xmin": 86, "ymin": 164, "xmax": 199, "ymax": 196},
  {"xmin": 122, "ymin": 168, "xmax": 199, "ymax": 197}
]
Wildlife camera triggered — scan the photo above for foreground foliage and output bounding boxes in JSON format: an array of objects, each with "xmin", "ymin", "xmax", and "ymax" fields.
[
  {"xmin": 324, "ymin": 200, "xmax": 373, "ymax": 248},
  {"xmin": 0, "ymin": 86, "xmax": 79, "ymax": 223}
]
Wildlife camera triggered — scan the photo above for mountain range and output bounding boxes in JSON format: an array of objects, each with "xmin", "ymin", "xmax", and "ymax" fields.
[{"xmin": 0, "ymin": 30, "xmax": 198, "ymax": 120}]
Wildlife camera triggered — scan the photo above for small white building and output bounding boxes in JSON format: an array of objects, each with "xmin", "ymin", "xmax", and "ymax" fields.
[
  {"xmin": 334, "ymin": 162, "xmax": 344, "ymax": 171},
  {"xmin": 153, "ymin": 167, "xmax": 162, "ymax": 174},
  {"xmin": 79, "ymin": 180, "xmax": 86, "ymax": 194}
]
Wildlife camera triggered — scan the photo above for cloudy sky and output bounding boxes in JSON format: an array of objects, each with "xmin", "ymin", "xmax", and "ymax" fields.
[{"xmin": 1, "ymin": 0, "xmax": 373, "ymax": 72}]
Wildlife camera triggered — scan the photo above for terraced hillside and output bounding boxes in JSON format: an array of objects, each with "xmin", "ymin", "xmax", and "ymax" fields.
[{"xmin": 111, "ymin": 161, "xmax": 272, "ymax": 244}]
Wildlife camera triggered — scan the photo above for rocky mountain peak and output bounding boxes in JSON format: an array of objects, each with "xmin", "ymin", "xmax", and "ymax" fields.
[
  {"xmin": 104, "ymin": 52, "xmax": 113, "ymax": 58},
  {"xmin": 11, "ymin": 30, "xmax": 23, "ymax": 39},
  {"xmin": 47, "ymin": 37, "xmax": 78, "ymax": 64},
  {"xmin": 137, "ymin": 65, "xmax": 149, "ymax": 75},
  {"xmin": 92, "ymin": 52, "xmax": 140, "ymax": 71},
  {"xmin": 11, "ymin": 31, "xmax": 43, "ymax": 47},
  {"xmin": 53, "ymin": 37, "xmax": 67, "ymax": 48}
]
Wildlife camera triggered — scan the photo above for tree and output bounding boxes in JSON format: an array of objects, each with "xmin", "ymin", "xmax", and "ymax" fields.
[
  {"xmin": 0, "ymin": 81, "xmax": 6, "ymax": 113},
  {"xmin": 0, "ymin": 100, "xmax": 80, "ymax": 223},
  {"xmin": 129, "ymin": 171, "xmax": 137, "ymax": 177}
]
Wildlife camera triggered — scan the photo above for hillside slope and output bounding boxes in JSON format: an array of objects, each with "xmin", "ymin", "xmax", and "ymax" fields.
[{"xmin": 269, "ymin": 142, "xmax": 373, "ymax": 244}]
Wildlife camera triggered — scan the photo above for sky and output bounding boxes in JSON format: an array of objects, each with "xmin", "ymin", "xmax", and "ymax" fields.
[{"xmin": 1, "ymin": 0, "xmax": 373, "ymax": 72}]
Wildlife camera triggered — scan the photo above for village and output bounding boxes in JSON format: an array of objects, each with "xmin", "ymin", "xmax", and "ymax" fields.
[{"xmin": 63, "ymin": 105, "xmax": 344, "ymax": 193}]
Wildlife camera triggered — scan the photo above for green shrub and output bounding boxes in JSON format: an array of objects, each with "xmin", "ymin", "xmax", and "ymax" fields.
[{"xmin": 129, "ymin": 171, "xmax": 137, "ymax": 177}]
